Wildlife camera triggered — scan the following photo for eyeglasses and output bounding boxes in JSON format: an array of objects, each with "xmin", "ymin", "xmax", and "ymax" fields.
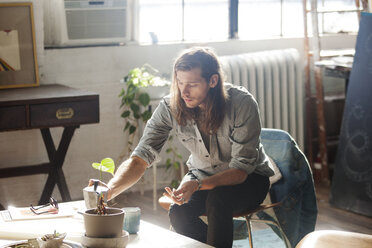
[{"xmin": 30, "ymin": 197, "xmax": 59, "ymax": 215}]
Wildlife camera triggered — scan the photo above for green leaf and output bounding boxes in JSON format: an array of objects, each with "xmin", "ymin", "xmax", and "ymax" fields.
[
  {"xmin": 165, "ymin": 159, "xmax": 171, "ymax": 169},
  {"xmin": 174, "ymin": 161, "xmax": 180, "ymax": 170},
  {"xmin": 138, "ymin": 93, "xmax": 150, "ymax": 106},
  {"xmin": 170, "ymin": 179, "xmax": 180, "ymax": 189},
  {"xmin": 129, "ymin": 125, "xmax": 136, "ymax": 134},
  {"xmin": 130, "ymin": 103, "xmax": 140, "ymax": 113},
  {"xmin": 124, "ymin": 122, "xmax": 131, "ymax": 131},
  {"xmin": 121, "ymin": 110, "xmax": 130, "ymax": 118},
  {"xmin": 100, "ymin": 158, "xmax": 115, "ymax": 176},
  {"xmin": 92, "ymin": 162, "xmax": 102, "ymax": 170},
  {"xmin": 125, "ymin": 93, "xmax": 135, "ymax": 104},
  {"xmin": 91, "ymin": 158, "xmax": 115, "ymax": 177},
  {"xmin": 118, "ymin": 88, "xmax": 125, "ymax": 97},
  {"xmin": 177, "ymin": 154, "xmax": 183, "ymax": 159},
  {"xmin": 168, "ymin": 135, "xmax": 173, "ymax": 141},
  {"xmin": 166, "ymin": 148, "xmax": 172, "ymax": 153},
  {"xmin": 142, "ymin": 110, "xmax": 152, "ymax": 122}
]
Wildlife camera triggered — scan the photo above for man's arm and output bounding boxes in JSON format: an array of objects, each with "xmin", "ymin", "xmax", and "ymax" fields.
[
  {"xmin": 168, "ymin": 168, "xmax": 248, "ymax": 205},
  {"xmin": 107, "ymin": 156, "xmax": 148, "ymax": 200},
  {"xmin": 197, "ymin": 168, "xmax": 248, "ymax": 190}
]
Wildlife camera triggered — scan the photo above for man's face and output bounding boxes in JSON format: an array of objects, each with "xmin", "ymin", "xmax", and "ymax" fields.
[{"xmin": 176, "ymin": 68, "xmax": 217, "ymax": 109}]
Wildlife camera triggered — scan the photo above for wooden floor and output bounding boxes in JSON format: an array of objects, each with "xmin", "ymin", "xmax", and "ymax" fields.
[
  {"xmin": 112, "ymin": 183, "xmax": 372, "ymax": 235},
  {"xmin": 313, "ymin": 182, "xmax": 372, "ymax": 234}
]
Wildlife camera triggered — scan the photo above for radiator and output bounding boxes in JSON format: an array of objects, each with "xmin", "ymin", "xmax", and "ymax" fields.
[{"xmin": 220, "ymin": 49, "xmax": 304, "ymax": 150}]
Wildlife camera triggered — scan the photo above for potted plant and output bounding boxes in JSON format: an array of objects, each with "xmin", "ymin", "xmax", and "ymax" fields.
[
  {"xmin": 118, "ymin": 64, "xmax": 170, "ymax": 160},
  {"xmin": 83, "ymin": 158, "xmax": 115, "ymax": 209},
  {"xmin": 82, "ymin": 158, "xmax": 125, "ymax": 240}
]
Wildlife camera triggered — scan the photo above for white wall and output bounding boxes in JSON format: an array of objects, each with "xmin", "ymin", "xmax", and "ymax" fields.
[{"xmin": 0, "ymin": 0, "xmax": 357, "ymax": 208}]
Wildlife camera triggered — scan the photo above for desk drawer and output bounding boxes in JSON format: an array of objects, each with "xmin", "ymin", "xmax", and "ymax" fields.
[
  {"xmin": 0, "ymin": 106, "xmax": 26, "ymax": 130},
  {"xmin": 30, "ymin": 100, "xmax": 99, "ymax": 128}
]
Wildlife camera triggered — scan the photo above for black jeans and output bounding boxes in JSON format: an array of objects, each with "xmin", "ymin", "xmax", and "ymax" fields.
[{"xmin": 168, "ymin": 172, "xmax": 270, "ymax": 248}]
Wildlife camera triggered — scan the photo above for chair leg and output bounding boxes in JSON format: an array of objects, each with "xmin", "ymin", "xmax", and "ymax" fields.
[{"xmin": 245, "ymin": 215, "xmax": 254, "ymax": 248}]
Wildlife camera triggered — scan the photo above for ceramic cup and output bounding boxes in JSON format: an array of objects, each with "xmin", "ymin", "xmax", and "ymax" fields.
[
  {"xmin": 122, "ymin": 207, "xmax": 141, "ymax": 234},
  {"xmin": 83, "ymin": 185, "xmax": 109, "ymax": 209}
]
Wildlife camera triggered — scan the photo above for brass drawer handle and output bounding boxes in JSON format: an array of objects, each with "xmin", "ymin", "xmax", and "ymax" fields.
[{"xmin": 56, "ymin": 108, "xmax": 74, "ymax": 119}]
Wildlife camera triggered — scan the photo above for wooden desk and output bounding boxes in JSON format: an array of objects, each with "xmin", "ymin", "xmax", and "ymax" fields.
[
  {"xmin": 0, "ymin": 85, "xmax": 99, "ymax": 204},
  {"xmin": 0, "ymin": 201, "xmax": 212, "ymax": 248}
]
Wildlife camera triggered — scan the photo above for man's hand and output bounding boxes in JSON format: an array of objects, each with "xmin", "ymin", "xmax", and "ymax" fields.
[
  {"xmin": 86, "ymin": 156, "xmax": 148, "ymax": 201},
  {"xmin": 163, "ymin": 180, "xmax": 199, "ymax": 205},
  {"xmin": 163, "ymin": 168, "xmax": 248, "ymax": 205},
  {"xmin": 88, "ymin": 179, "xmax": 112, "ymax": 199}
]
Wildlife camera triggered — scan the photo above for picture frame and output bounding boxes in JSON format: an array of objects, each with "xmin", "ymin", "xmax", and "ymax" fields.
[{"xmin": 0, "ymin": 2, "xmax": 39, "ymax": 89}]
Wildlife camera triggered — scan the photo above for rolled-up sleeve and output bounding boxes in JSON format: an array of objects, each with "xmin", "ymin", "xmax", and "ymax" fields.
[
  {"xmin": 131, "ymin": 99, "xmax": 173, "ymax": 167},
  {"xmin": 228, "ymin": 93, "xmax": 262, "ymax": 174}
]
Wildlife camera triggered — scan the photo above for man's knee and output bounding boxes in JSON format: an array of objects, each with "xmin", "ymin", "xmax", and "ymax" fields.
[
  {"xmin": 206, "ymin": 188, "xmax": 231, "ymax": 214},
  {"xmin": 169, "ymin": 204, "xmax": 187, "ymax": 228}
]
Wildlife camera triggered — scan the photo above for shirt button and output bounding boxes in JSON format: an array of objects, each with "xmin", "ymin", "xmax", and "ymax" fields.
[
  {"xmin": 199, "ymin": 139, "xmax": 202, "ymax": 142},
  {"xmin": 182, "ymin": 139, "xmax": 186, "ymax": 142},
  {"xmin": 205, "ymin": 155, "xmax": 209, "ymax": 157}
]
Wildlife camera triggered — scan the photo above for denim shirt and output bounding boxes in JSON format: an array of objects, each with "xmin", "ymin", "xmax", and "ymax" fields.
[
  {"xmin": 258, "ymin": 128, "xmax": 317, "ymax": 247},
  {"xmin": 132, "ymin": 83, "xmax": 274, "ymax": 179}
]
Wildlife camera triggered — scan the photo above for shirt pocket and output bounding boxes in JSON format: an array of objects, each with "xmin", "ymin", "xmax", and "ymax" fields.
[
  {"xmin": 216, "ymin": 133, "xmax": 232, "ymax": 161},
  {"xmin": 177, "ymin": 133, "xmax": 197, "ymax": 152}
]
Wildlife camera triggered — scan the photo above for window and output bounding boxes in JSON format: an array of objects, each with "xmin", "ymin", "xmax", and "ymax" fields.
[
  {"xmin": 138, "ymin": 0, "xmax": 228, "ymax": 43},
  {"xmin": 238, "ymin": 0, "xmax": 283, "ymax": 39},
  {"xmin": 311, "ymin": 0, "xmax": 359, "ymax": 34},
  {"xmin": 183, "ymin": 0, "xmax": 229, "ymax": 41},
  {"xmin": 138, "ymin": 0, "xmax": 360, "ymax": 44},
  {"xmin": 138, "ymin": 0, "xmax": 183, "ymax": 43}
]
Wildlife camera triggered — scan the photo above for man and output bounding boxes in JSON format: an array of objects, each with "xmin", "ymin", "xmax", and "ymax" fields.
[{"xmin": 92, "ymin": 47, "xmax": 274, "ymax": 247}]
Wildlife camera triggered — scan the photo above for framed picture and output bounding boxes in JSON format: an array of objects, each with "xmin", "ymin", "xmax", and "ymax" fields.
[{"xmin": 0, "ymin": 2, "xmax": 39, "ymax": 89}]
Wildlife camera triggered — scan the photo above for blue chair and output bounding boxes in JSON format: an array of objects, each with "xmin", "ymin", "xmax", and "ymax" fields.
[{"xmin": 159, "ymin": 128, "xmax": 317, "ymax": 248}]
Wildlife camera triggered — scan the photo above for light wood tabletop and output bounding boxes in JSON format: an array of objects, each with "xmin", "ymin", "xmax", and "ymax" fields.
[{"xmin": 0, "ymin": 201, "xmax": 212, "ymax": 248}]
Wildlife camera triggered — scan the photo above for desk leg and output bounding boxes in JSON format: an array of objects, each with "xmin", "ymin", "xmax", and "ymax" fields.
[{"xmin": 38, "ymin": 127, "xmax": 77, "ymax": 204}]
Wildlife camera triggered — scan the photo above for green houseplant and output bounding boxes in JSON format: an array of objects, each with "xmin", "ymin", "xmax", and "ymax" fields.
[
  {"xmin": 118, "ymin": 65, "xmax": 156, "ymax": 159},
  {"xmin": 91, "ymin": 157, "xmax": 115, "ymax": 182},
  {"xmin": 82, "ymin": 157, "xmax": 125, "ymax": 240},
  {"xmin": 118, "ymin": 65, "xmax": 184, "ymax": 187},
  {"xmin": 84, "ymin": 157, "xmax": 116, "ymax": 211}
]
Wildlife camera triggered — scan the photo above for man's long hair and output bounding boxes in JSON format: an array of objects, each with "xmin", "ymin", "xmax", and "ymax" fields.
[{"xmin": 170, "ymin": 47, "xmax": 228, "ymax": 134}]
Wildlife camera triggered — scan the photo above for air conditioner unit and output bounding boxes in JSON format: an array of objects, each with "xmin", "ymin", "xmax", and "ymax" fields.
[{"xmin": 44, "ymin": 0, "xmax": 130, "ymax": 46}]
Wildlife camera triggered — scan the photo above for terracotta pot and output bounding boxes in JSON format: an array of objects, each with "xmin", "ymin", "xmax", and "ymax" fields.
[{"xmin": 83, "ymin": 208, "xmax": 125, "ymax": 238}]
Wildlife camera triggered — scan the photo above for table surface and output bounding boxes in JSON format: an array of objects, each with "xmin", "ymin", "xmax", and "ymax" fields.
[
  {"xmin": 0, "ymin": 201, "xmax": 212, "ymax": 248},
  {"xmin": 0, "ymin": 84, "xmax": 98, "ymax": 105}
]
